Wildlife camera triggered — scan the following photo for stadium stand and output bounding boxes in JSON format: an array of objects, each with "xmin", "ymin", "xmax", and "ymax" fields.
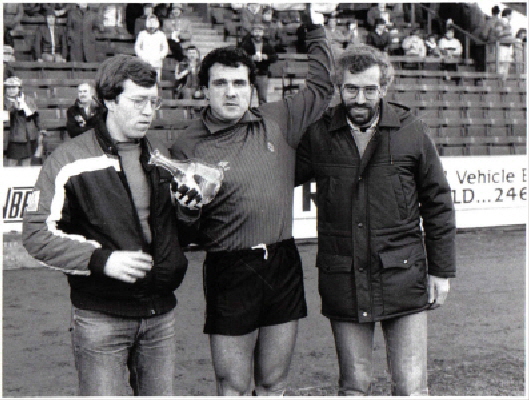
[{"xmin": 4, "ymin": 3, "xmax": 527, "ymax": 162}]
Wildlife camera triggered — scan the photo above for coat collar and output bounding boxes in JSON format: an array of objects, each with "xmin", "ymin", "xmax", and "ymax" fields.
[
  {"xmin": 329, "ymin": 99, "xmax": 402, "ymax": 133},
  {"xmin": 328, "ymin": 100, "xmax": 404, "ymax": 178},
  {"xmin": 200, "ymin": 106, "xmax": 262, "ymax": 134},
  {"xmin": 74, "ymin": 99, "xmax": 88, "ymax": 114}
]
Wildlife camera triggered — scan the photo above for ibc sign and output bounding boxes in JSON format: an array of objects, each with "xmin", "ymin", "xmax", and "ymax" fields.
[
  {"xmin": 3, "ymin": 186, "xmax": 33, "ymax": 222},
  {"xmin": 2, "ymin": 167, "xmax": 41, "ymax": 232}
]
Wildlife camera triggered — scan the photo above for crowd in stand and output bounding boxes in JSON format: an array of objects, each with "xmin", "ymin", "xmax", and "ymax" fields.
[
  {"xmin": 4, "ymin": 3, "xmax": 526, "ymax": 78},
  {"xmin": 3, "ymin": 3, "xmax": 527, "ymax": 167}
]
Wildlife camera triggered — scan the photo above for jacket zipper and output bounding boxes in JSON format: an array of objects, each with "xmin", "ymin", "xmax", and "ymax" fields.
[{"xmin": 116, "ymin": 151, "xmax": 158, "ymax": 315}]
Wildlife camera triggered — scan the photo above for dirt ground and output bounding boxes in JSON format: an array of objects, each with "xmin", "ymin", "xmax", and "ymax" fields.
[{"xmin": 2, "ymin": 229, "xmax": 526, "ymax": 397}]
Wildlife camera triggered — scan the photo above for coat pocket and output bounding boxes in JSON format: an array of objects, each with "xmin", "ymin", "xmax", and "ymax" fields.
[
  {"xmin": 379, "ymin": 242, "xmax": 428, "ymax": 315},
  {"xmin": 379, "ymin": 242, "xmax": 425, "ymax": 269},
  {"xmin": 316, "ymin": 253, "xmax": 356, "ymax": 319}
]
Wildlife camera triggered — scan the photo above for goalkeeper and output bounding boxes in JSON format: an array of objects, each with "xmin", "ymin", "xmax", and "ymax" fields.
[{"xmin": 170, "ymin": 5, "xmax": 334, "ymax": 396}]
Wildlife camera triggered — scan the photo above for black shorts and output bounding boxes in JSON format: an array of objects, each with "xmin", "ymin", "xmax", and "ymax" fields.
[{"xmin": 203, "ymin": 238, "xmax": 307, "ymax": 336}]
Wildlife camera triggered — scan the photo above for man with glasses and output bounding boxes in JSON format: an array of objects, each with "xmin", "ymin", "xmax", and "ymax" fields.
[
  {"xmin": 170, "ymin": 6, "xmax": 333, "ymax": 396},
  {"xmin": 23, "ymin": 55, "xmax": 189, "ymax": 396},
  {"xmin": 296, "ymin": 44, "xmax": 456, "ymax": 395}
]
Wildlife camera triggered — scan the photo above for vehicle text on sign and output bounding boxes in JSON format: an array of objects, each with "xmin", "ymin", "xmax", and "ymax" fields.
[{"xmin": 446, "ymin": 164, "xmax": 527, "ymax": 208}]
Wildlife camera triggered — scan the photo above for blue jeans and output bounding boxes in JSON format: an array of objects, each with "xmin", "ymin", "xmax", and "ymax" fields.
[
  {"xmin": 331, "ymin": 311, "xmax": 428, "ymax": 396},
  {"xmin": 70, "ymin": 306, "xmax": 177, "ymax": 396}
]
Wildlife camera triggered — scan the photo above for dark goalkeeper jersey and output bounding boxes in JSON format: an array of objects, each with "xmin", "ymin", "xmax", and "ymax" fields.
[{"xmin": 171, "ymin": 26, "xmax": 334, "ymax": 252}]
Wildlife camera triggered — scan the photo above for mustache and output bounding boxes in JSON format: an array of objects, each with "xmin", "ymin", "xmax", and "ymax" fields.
[{"xmin": 345, "ymin": 103, "xmax": 371, "ymax": 110}]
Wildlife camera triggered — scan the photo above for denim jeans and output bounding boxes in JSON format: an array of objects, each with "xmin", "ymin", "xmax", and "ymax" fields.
[
  {"xmin": 70, "ymin": 306, "xmax": 177, "ymax": 396},
  {"xmin": 331, "ymin": 311, "xmax": 428, "ymax": 396}
]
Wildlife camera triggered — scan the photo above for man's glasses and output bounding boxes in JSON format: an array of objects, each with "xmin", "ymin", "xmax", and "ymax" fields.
[
  {"xmin": 342, "ymin": 85, "xmax": 380, "ymax": 100},
  {"xmin": 124, "ymin": 96, "xmax": 163, "ymax": 110}
]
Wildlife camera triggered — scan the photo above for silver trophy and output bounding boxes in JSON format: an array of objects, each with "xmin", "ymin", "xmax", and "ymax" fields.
[{"xmin": 149, "ymin": 150, "xmax": 225, "ymax": 204}]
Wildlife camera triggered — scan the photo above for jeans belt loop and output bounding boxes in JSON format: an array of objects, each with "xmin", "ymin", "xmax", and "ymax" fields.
[{"xmin": 251, "ymin": 243, "xmax": 268, "ymax": 260}]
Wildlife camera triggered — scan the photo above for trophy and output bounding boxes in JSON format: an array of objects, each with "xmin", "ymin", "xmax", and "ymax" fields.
[{"xmin": 149, "ymin": 150, "xmax": 226, "ymax": 204}]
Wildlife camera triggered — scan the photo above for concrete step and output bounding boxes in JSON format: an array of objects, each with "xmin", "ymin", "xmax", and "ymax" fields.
[
  {"xmin": 191, "ymin": 32, "xmax": 224, "ymax": 40},
  {"xmin": 196, "ymin": 44, "xmax": 237, "ymax": 56},
  {"xmin": 189, "ymin": 22, "xmax": 214, "ymax": 29},
  {"xmin": 191, "ymin": 38, "xmax": 229, "ymax": 45},
  {"xmin": 191, "ymin": 41, "xmax": 227, "ymax": 47}
]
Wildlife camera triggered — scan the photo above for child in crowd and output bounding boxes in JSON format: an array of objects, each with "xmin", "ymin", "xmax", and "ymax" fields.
[{"xmin": 425, "ymin": 34, "xmax": 441, "ymax": 57}]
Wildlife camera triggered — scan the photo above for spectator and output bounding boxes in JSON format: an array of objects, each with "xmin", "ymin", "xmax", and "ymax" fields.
[
  {"xmin": 344, "ymin": 20, "xmax": 363, "ymax": 48},
  {"xmin": 438, "ymin": 27, "xmax": 462, "ymax": 76},
  {"xmin": 402, "ymin": 28, "xmax": 426, "ymax": 56},
  {"xmin": 262, "ymin": 5, "xmax": 285, "ymax": 53},
  {"xmin": 164, "ymin": 4, "xmax": 192, "ymax": 42},
  {"xmin": 99, "ymin": 3, "xmax": 126, "ymax": 34},
  {"xmin": 425, "ymin": 34, "xmax": 441, "ymax": 57},
  {"xmin": 174, "ymin": 46, "xmax": 203, "ymax": 100},
  {"xmin": 277, "ymin": 6, "xmax": 302, "ymax": 27},
  {"xmin": 401, "ymin": 28, "xmax": 426, "ymax": 70},
  {"xmin": 154, "ymin": 3, "xmax": 171, "ymax": 28},
  {"xmin": 135, "ymin": 15, "xmax": 169, "ymax": 81},
  {"xmin": 3, "ymin": 16, "xmax": 17, "ymax": 74},
  {"xmin": 3, "ymin": 29, "xmax": 15, "ymax": 56},
  {"xmin": 478, "ymin": 5, "xmax": 503, "ymax": 43},
  {"xmin": 47, "ymin": 3, "xmax": 69, "ymax": 25},
  {"xmin": 34, "ymin": 10, "xmax": 68, "ymax": 63},
  {"xmin": 163, "ymin": 4, "xmax": 192, "ymax": 62},
  {"xmin": 516, "ymin": 27, "xmax": 527, "ymax": 40},
  {"xmin": 4, "ymin": 47, "xmax": 16, "ymax": 81},
  {"xmin": 387, "ymin": 24, "xmax": 402, "ymax": 55},
  {"xmin": 4, "ymin": 3, "xmax": 24, "ymax": 57},
  {"xmin": 134, "ymin": 4, "xmax": 156, "ymax": 38},
  {"xmin": 366, "ymin": 18, "xmax": 390, "ymax": 52},
  {"xmin": 438, "ymin": 27, "xmax": 462, "ymax": 57},
  {"xmin": 366, "ymin": 3, "xmax": 381, "ymax": 31},
  {"xmin": 325, "ymin": 17, "xmax": 349, "ymax": 56},
  {"xmin": 23, "ymin": 4, "xmax": 45, "ymax": 17},
  {"xmin": 513, "ymin": 28, "xmax": 527, "ymax": 73},
  {"xmin": 477, "ymin": 6, "xmax": 507, "ymax": 74},
  {"xmin": 209, "ymin": 3, "xmax": 226, "ymax": 25},
  {"xmin": 67, "ymin": 3, "xmax": 99, "ymax": 63},
  {"xmin": 3, "ymin": 3, "xmax": 24, "ymax": 32},
  {"xmin": 125, "ymin": 3, "xmax": 144, "ymax": 35},
  {"xmin": 295, "ymin": 12, "xmax": 313, "ymax": 53},
  {"xmin": 378, "ymin": 3, "xmax": 392, "ymax": 27},
  {"xmin": 241, "ymin": 3, "xmax": 264, "ymax": 36},
  {"xmin": 498, "ymin": 8, "xmax": 514, "ymax": 78},
  {"xmin": 3, "ymin": 77, "xmax": 43, "ymax": 167},
  {"xmin": 66, "ymin": 83, "xmax": 100, "ymax": 138},
  {"xmin": 239, "ymin": 22, "xmax": 278, "ymax": 104}
]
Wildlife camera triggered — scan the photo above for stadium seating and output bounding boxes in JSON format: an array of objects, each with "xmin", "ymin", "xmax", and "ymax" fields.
[{"xmin": 4, "ymin": 4, "xmax": 526, "ymax": 162}]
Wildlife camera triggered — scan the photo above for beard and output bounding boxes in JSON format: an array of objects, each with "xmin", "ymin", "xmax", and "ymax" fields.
[{"xmin": 345, "ymin": 103, "xmax": 377, "ymax": 127}]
